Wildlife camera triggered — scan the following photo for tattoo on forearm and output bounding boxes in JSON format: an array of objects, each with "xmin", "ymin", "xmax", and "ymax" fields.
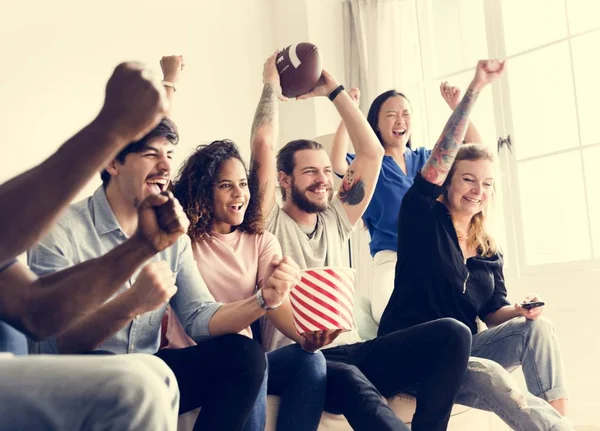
[
  {"xmin": 422, "ymin": 88, "xmax": 479, "ymax": 183},
  {"xmin": 339, "ymin": 168, "xmax": 365, "ymax": 205},
  {"xmin": 251, "ymin": 84, "xmax": 277, "ymax": 138}
]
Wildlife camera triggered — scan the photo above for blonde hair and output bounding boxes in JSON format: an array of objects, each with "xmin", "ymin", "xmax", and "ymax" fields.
[{"xmin": 442, "ymin": 143, "xmax": 498, "ymax": 257}]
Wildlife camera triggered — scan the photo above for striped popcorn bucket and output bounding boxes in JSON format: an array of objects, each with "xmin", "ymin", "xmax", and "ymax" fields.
[{"xmin": 290, "ymin": 267, "xmax": 356, "ymax": 334}]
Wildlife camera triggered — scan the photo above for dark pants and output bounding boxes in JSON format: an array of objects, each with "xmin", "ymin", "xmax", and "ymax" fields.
[
  {"xmin": 156, "ymin": 334, "xmax": 266, "ymax": 431},
  {"xmin": 323, "ymin": 318, "xmax": 471, "ymax": 431}
]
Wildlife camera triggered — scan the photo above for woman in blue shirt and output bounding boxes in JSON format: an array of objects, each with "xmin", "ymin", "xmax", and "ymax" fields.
[{"xmin": 330, "ymin": 84, "xmax": 483, "ymax": 330}]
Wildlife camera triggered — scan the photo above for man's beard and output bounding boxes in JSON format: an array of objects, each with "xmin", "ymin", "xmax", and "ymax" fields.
[{"xmin": 290, "ymin": 180, "xmax": 332, "ymax": 214}]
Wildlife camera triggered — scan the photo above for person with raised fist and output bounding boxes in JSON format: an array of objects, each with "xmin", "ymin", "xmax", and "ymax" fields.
[
  {"xmin": 329, "ymin": 79, "xmax": 484, "ymax": 339},
  {"xmin": 28, "ymin": 56, "xmax": 283, "ymax": 431},
  {"xmin": 380, "ymin": 60, "xmax": 573, "ymax": 430},
  {"xmin": 250, "ymin": 52, "xmax": 472, "ymax": 431},
  {"xmin": 0, "ymin": 61, "xmax": 180, "ymax": 431},
  {"xmin": 171, "ymin": 139, "xmax": 326, "ymax": 431}
]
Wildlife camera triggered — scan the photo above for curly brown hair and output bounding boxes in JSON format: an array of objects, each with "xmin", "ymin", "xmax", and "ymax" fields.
[{"xmin": 172, "ymin": 139, "xmax": 263, "ymax": 242}]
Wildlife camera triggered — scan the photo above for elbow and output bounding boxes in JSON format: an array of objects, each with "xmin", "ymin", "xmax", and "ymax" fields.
[
  {"xmin": 332, "ymin": 160, "xmax": 347, "ymax": 176},
  {"xmin": 251, "ymin": 135, "xmax": 273, "ymax": 152}
]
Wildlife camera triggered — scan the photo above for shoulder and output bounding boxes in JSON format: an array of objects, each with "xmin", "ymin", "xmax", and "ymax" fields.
[{"xmin": 55, "ymin": 197, "xmax": 93, "ymax": 233}]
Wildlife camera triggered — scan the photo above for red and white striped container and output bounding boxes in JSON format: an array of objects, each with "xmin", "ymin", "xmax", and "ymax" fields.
[{"xmin": 290, "ymin": 267, "xmax": 356, "ymax": 334}]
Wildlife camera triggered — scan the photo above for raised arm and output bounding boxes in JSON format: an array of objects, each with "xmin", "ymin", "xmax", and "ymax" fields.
[
  {"xmin": 330, "ymin": 87, "xmax": 361, "ymax": 176},
  {"xmin": 440, "ymin": 81, "xmax": 484, "ymax": 144},
  {"xmin": 249, "ymin": 52, "xmax": 286, "ymax": 217},
  {"xmin": 299, "ymin": 71, "xmax": 384, "ymax": 225},
  {"xmin": 4, "ymin": 192, "xmax": 187, "ymax": 342},
  {"xmin": 0, "ymin": 62, "xmax": 168, "ymax": 265},
  {"xmin": 160, "ymin": 55, "xmax": 185, "ymax": 102},
  {"xmin": 422, "ymin": 60, "xmax": 505, "ymax": 186}
]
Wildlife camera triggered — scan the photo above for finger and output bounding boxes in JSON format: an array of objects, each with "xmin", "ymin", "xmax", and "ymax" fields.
[
  {"xmin": 274, "ymin": 261, "xmax": 299, "ymax": 276},
  {"xmin": 296, "ymin": 92, "xmax": 314, "ymax": 100},
  {"xmin": 160, "ymin": 215, "xmax": 188, "ymax": 234},
  {"xmin": 269, "ymin": 268, "xmax": 297, "ymax": 284},
  {"xmin": 281, "ymin": 256, "xmax": 300, "ymax": 270},
  {"xmin": 270, "ymin": 255, "xmax": 283, "ymax": 267},
  {"xmin": 141, "ymin": 192, "xmax": 170, "ymax": 209}
]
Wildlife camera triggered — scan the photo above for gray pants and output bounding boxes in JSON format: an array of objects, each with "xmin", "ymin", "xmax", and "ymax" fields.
[
  {"xmin": 457, "ymin": 317, "xmax": 572, "ymax": 430},
  {"xmin": 0, "ymin": 353, "xmax": 180, "ymax": 431}
]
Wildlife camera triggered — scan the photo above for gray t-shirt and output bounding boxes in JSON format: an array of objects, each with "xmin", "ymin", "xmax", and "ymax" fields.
[{"xmin": 262, "ymin": 196, "xmax": 363, "ymax": 351}]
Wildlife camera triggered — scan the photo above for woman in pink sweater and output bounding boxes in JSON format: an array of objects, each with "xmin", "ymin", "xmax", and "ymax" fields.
[{"xmin": 172, "ymin": 140, "xmax": 329, "ymax": 431}]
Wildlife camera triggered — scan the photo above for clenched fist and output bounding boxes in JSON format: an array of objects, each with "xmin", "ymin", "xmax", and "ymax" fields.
[
  {"xmin": 261, "ymin": 256, "xmax": 300, "ymax": 309},
  {"xmin": 96, "ymin": 62, "xmax": 169, "ymax": 144},
  {"xmin": 160, "ymin": 55, "xmax": 185, "ymax": 84},
  {"xmin": 125, "ymin": 261, "xmax": 177, "ymax": 316},
  {"xmin": 471, "ymin": 59, "xmax": 505, "ymax": 89},
  {"xmin": 135, "ymin": 191, "xmax": 190, "ymax": 254}
]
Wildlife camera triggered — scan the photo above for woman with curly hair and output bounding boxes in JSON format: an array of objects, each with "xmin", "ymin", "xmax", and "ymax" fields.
[{"xmin": 171, "ymin": 139, "xmax": 329, "ymax": 431}]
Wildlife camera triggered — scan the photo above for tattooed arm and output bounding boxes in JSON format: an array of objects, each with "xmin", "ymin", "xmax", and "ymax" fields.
[
  {"xmin": 298, "ymin": 70, "xmax": 384, "ymax": 225},
  {"xmin": 422, "ymin": 60, "xmax": 505, "ymax": 185},
  {"xmin": 333, "ymin": 83, "xmax": 384, "ymax": 226},
  {"xmin": 440, "ymin": 81, "xmax": 484, "ymax": 144},
  {"xmin": 249, "ymin": 52, "xmax": 285, "ymax": 217}
]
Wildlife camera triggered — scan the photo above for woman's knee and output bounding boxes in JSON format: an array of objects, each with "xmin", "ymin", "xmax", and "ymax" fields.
[
  {"xmin": 436, "ymin": 318, "xmax": 473, "ymax": 350},
  {"xmin": 527, "ymin": 316, "xmax": 556, "ymax": 340},
  {"xmin": 298, "ymin": 349, "xmax": 327, "ymax": 380},
  {"xmin": 219, "ymin": 334, "xmax": 266, "ymax": 367}
]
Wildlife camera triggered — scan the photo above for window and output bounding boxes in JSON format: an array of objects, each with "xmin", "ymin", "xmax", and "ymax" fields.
[{"xmin": 400, "ymin": 0, "xmax": 600, "ymax": 275}]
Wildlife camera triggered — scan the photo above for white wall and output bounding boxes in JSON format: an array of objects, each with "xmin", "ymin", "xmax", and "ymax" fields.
[
  {"xmin": 1, "ymin": 0, "xmax": 276, "ymax": 200},
  {"xmin": 1, "ymin": 0, "xmax": 347, "ymax": 197}
]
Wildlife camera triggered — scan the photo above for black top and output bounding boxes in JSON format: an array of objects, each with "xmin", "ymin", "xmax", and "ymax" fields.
[{"xmin": 378, "ymin": 173, "xmax": 510, "ymax": 336}]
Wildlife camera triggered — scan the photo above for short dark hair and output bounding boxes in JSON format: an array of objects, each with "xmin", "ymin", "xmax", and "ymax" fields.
[
  {"xmin": 100, "ymin": 117, "xmax": 179, "ymax": 186},
  {"xmin": 366, "ymin": 90, "xmax": 412, "ymax": 149},
  {"xmin": 172, "ymin": 139, "xmax": 263, "ymax": 241},
  {"xmin": 275, "ymin": 139, "xmax": 324, "ymax": 201}
]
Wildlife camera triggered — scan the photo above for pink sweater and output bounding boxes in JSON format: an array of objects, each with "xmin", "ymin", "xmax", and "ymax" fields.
[{"xmin": 163, "ymin": 229, "xmax": 282, "ymax": 347}]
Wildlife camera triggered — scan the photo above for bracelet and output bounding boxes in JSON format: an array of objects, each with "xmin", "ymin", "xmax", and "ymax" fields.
[
  {"xmin": 162, "ymin": 80, "xmax": 177, "ymax": 92},
  {"xmin": 255, "ymin": 289, "xmax": 281, "ymax": 311},
  {"xmin": 328, "ymin": 84, "xmax": 345, "ymax": 101}
]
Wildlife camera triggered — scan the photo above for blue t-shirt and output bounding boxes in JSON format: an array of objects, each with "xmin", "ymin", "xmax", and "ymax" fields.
[
  {"xmin": 0, "ymin": 259, "xmax": 28, "ymax": 355},
  {"xmin": 345, "ymin": 147, "xmax": 431, "ymax": 257}
]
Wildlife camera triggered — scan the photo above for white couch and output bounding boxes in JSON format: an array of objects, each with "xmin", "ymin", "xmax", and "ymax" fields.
[
  {"xmin": 177, "ymin": 393, "xmax": 494, "ymax": 431},
  {"xmin": 175, "ymin": 297, "xmax": 498, "ymax": 431}
]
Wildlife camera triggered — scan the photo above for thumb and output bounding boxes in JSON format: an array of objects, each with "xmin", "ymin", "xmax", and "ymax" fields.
[
  {"xmin": 270, "ymin": 255, "xmax": 282, "ymax": 267},
  {"xmin": 139, "ymin": 192, "xmax": 170, "ymax": 210}
]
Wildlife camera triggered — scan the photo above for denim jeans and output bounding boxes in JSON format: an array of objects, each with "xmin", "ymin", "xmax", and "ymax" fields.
[
  {"xmin": 156, "ymin": 334, "xmax": 266, "ymax": 431},
  {"xmin": 244, "ymin": 343, "xmax": 327, "ymax": 431},
  {"xmin": 456, "ymin": 317, "xmax": 572, "ymax": 430},
  {"xmin": 0, "ymin": 354, "xmax": 179, "ymax": 431},
  {"xmin": 323, "ymin": 318, "xmax": 472, "ymax": 431}
]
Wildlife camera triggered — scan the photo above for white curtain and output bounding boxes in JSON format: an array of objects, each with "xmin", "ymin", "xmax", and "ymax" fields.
[{"xmin": 342, "ymin": 0, "xmax": 425, "ymax": 304}]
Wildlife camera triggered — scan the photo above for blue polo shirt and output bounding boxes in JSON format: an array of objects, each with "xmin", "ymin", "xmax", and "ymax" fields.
[
  {"xmin": 28, "ymin": 186, "xmax": 222, "ymax": 354},
  {"xmin": 345, "ymin": 147, "xmax": 431, "ymax": 257},
  {"xmin": 0, "ymin": 259, "xmax": 28, "ymax": 355}
]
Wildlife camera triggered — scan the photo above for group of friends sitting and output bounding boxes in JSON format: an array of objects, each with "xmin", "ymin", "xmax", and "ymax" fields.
[{"xmin": 0, "ymin": 52, "xmax": 573, "ymax": 431}]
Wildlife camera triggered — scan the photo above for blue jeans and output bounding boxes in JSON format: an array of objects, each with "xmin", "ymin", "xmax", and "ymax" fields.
[
  {"xmin": 244, "ymin": 343, "xmax": 327, "ymax": 431},
  {"xmin": 456, "ymin": 317, "xmax": 573, "ymax": 430}
]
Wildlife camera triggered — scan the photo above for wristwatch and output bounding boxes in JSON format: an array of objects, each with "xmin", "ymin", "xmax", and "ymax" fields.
[{"xmin": 255, "ymin": 289, "xmax": 281, "ymax": 311}]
